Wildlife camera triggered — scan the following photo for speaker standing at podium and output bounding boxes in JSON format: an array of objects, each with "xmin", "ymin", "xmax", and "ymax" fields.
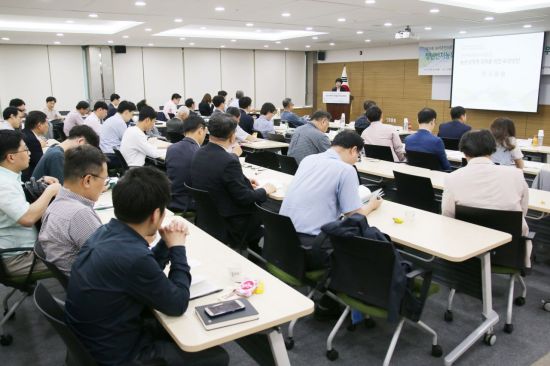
[{"xmin": 331, "ymin": 78, "xmax": 350, "ymax": 92}]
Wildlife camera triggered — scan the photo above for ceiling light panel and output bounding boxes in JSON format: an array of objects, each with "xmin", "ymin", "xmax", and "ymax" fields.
[
  {"xmin": 420, "ymin": 0, "xmax": 550, "ymax": 13},
  {"xmin": 156, "ymin": 25, "xmax": 325, "ymax": 41},
  {"xmin": 0, "ymin": 15, "xmax": 141, "ymax": 34}
]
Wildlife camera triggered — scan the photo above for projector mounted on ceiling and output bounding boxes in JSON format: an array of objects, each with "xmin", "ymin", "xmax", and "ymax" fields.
[{"xmin": 395, "ymin": 25, "xmax": 413, "ymax": 39}]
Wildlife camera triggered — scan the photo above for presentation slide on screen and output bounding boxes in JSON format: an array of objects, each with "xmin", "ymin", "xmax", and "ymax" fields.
[{"xmin": 451, "ymin": 32, "xmax": 544, "ymax": 113}]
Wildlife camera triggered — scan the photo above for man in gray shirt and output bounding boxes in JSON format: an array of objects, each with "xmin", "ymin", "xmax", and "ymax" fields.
[
  {"xmin": 288, "ymin": 110, "xmax": 331, "ymax": 164},
  {"xmin": 38, "ymin": 145, "xmax": 108, "ymax": 275}
]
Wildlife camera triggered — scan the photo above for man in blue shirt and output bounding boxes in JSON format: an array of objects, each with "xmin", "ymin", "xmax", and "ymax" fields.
[
  {"xmin": 405, "ymin": 108, "xmax": 451, "ymax": 171},
  {"xmin": 253, "ymin": 102, "xmax": 276, "ymax": 137},
  {"xmin": 281, "ymin": 130, "xmax": 382, "ymax": 270},
  {"xmin": 65, "ymin": 167, "xmax": 229, "ymax": 366},
  {"xmin": 438, "ymin": 106, "xmax": 471, "ymax": 140},
  {"xmin": 281, "ymin": 97, "xmax": 306, "ymax": 127}
]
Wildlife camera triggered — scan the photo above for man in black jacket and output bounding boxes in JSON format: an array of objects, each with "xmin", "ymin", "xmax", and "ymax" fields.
[
  {"xmin": 21, "ymin": 110, "xmax": 49, "ymax": 180},
  {"xmin": 238, "ymin": 96, "xmax": 255, "ymax": 134},
  {"xmin": 191, "ymin": 113, "xmax": 275, "ymax": 250},
  {"xmin": 65, "ymin": 167, "xmax": 229, "ymax": 366}
]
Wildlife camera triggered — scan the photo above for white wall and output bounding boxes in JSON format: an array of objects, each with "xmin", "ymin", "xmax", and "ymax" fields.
[
  {"xmin": 113, "ymin": 47, "xmax": 145, "ymax": 104},
  {"xmin": 285, "ymin": 51, "xmax": 307, "ymax": 107},
  {"xmin": 319, "ymin": 43, "xmax": 419, "ymax": 63},
  {"xmin": 184, "ymin": 48, "xmax": 222, "ymax": 104},
  {"xmin": 143, "ymin": 48, "xmax": 185, "ymax": 109},
  {"xmin": 221, "ymin": 49, "xmax": 255, "ymax": 105},
  {"xmin": 48, "ymin": 46, "xmax": 87, "ymax": 111},
  {"xmin": 255, "ymin": 51, "xmax": 286, "ymax": 110}
]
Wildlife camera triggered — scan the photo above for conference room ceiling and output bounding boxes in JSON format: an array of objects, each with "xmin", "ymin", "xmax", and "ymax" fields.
[{"xmin": 0, "ymin": 0, "xmax": 549, "ymax": 50}]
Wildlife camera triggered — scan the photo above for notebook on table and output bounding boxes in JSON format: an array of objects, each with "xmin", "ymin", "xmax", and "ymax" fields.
[{"xmin": 195, "ymin": 298, "xmax": 259, "ymax": 330}]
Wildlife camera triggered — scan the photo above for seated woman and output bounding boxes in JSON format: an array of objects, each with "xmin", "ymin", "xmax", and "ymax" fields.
[
  {"xmin": 442, "ymin": 129, "xmax": 531, "ymax": 267},
  {"xmin": 490, "ymin": 117, "xmax": 524, "ymax": 169}
]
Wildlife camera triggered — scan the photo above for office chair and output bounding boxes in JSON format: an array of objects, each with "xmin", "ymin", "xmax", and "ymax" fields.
[
  {"xmin": 364, "ymin": 144, "xmax": 395, "ymax": 162},
  {"xmin": 255, "ymin": 203, "xmax": 327, "ymax": 349},
  {"xmin": 50, "ymin": 119, "xmax": 66, "ymax": 142},
  {"xmin": 442, "ymin": 138, "xmax": 460, "ymax": 151},
  {"xmin": 167, "ymin": 132, "xmax": 183, "ymax": 143},
  {"xmin": 265, "ymin": 133, "xmax": 289, "ymax": 155},
  {"xmin": 245, "ymin": 151, "xmax": 280, "ymax": 171},
  {"xmin": 156, "ymin": 111, "xmax": 167, "ymax": 122},
  {"xmin": 112, "ymin": 148, "xmax": 129, "ymax": 174},
  {"xmin": 252, "ymin": 131, "xmax": 264, "ymax": 139},
  {"xmin": 0, "ymin": 247, "xmax": 51, "ymax": 346},
  {"xmin": 355, "ymin": 127, "xmax": 366, "ymax": 136},
  {"xmin": 393, "ymin": 171, "xmax": 440, "ymax": 213},
  {"xmin": 406, "ymin": 150, "xmax": 444, "ymax": 171},
  {"xmin": 324, "ymin": 235, "xmax": 441, "ymax": 364},
  {"xmin": 277, "ymin": 155, "xmax": 298, "ymax": 175},
  {"xmin": 447, "ymin": 205, "xmax": 531, "ymax": 334},
  {"xmin": 33, "ymin": 241, "xmax": 69, "ymax": 289}
]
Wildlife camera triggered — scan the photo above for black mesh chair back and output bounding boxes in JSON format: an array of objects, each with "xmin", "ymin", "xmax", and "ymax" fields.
[
  {"xmin": 328, "ymin": 235, "xmax": 395, "ymax": 310},
  {"xmin": 277, "ymin": 155, "xmax": 298, "ymax": 175},
  {"xmin": 364, "ymin": 144, "xmax": 394, "ymax": 162},
  {"xmin": 50, "ymin": 119, "xmax": 66, "ymax": 142},
  {"xmin": 393, "ymin": 171, "xmax": 439, "ymax": 213},
  {"xmin": 255, "ymin": 204, "xmax": 306, "ymax": 280},
  {"xmin": 455, "ymin": 205, "xmax": 524, "ymax": 269},
  {"xmin": 167, "ymin": 132, "xmax": 183, "ymax": 143},
  {"xmin": 245, "ymin": 151, "xmax": 280, "ymax": 171},
  {"xmin": 266, "ymin": 133, "xmax": 286, "ymax": 143},
  {"xmin": 112, "ymin": 148, "xmax": 129, "ymax": 173},
  {"xmin": 34, "ymin": 283, "xmax": 98, "ymax": 366},
  {"xmin": 442, "ymin": 138, "xmax": 460, "ymax": 151},
  {"xmin": 184, "ymin": 184, "xmax": 230, "ymax": 245},
  {"xmin": 355, "ymin": 127, "xmax": 366, "ymax": 135},
  {"xmin": 156, "ymin": 111, "xmax": 167, "ymax": 122},
  {"xmin": 406, "ymin": 150, "xmax": 443, "ymax": 171},
  {"xmin": 34, "ymin": 242, "xmax": 69, "ymax": 289}
]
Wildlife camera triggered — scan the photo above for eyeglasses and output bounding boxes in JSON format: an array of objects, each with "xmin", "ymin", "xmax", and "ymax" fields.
[
  {"xmin": 10, "ymin": 148, "xmax": 30, "ymax": 155},
  {"xmin": 83, "ymin": 174, "xmax": 110, "ymax": 186}
]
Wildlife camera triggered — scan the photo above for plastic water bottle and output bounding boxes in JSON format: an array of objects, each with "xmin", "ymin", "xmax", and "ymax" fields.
[
  {"xmin": 403, "ymin": 118, "xmax": 409, "ymax": 132},
  {"xmin": 538, "ymin": 129, "xmax": 544, "ymax": 147},
  {"xmin": 340, "ymin": 113, "xmax": 346, "ymax": 128}
]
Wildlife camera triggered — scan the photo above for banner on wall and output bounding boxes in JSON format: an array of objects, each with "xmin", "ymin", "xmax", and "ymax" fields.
[{"xmin": 418, "ymin": 40, "xmax": 453, "ymax": 76}]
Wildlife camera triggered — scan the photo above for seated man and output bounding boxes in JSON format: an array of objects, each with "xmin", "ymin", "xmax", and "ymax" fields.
[
  {"xmin": 32, "ymin": 125, "xmax": 99, "ymax": 184},
  {"xmin": 63, "ymin": 101, "xmax": 90, "ymax": 136},
  {"xmin": 354, "ymin": 100, "xmax": 376, "ymax": 133},
  {"xmin": 120, "ymin": 106, "xmax": 163, "ymax": 167},
  {"xmin": 226, "ymin": 107, "xmax": 257, "ymax": 143},
  {"xmin": 166, "ymin": 106, "xmax": 190, "ymax": 136},
  {"xmin": 238, "ymin": 96, "xmax": 255, "ymax": 134},
  {"xmin": 190, "ymin": 114, "xmax": 275, "ymax": 249},
  {"xmin": 65, "ymin": 167, "xmax": 229, "ymax": 366},
  {"xmin": 281, "ymin": 130, "xmax": 382, "ymax": 270},
  {"xmin": 166, "ymin": 115, "xmax": 207, "ymax": 213},
  {"xmin": 253, "ymin": 102, "xmax": 276, "ymax": 138},
  {"xmin": 185, "ymin": 98, "xmax": 198, "ymax": 116},
  {"xmin": 0, "ymin": 130, "xmax": 60, "ymax": 276},
  {"xmin": 43, "ymin": 96, "xmax": 63, "ymax": 122},
  {"xmin": 38, "ymin": 146, "xmax": 106, "ymax": 275},
  {"xmin": 163, "ymin": 93, "xmax": 181, "ymax": 120},
  {"xmin": 99, "ymin": 100, "xmax": 136, "ymax": 155},
  {"xmin": 438, "ymin": 106, "xmax": 471, "ymax": 140},
  {"xmin": 229, "ymin": 90, "xmax": 244, "ymax": 109},
  {"xmin": 404, "ymin": 108, "xmax": 451, "ymax": 171},
  {"xmin": 211, "ymin": 95, "xmax": 226, "ymax": 115},
  {"xmin": 106, "ymin": 93, "xmax": 120, "ymax": 119},
  {"xmin": 281, "ymin": 97, "xmax": 306, "ymax": 127},
  {"xmin": 442, "ymin": 130, "xmax": 531, "ymax": 266},
  {"xmin": 288, "ymin": 110, "xmax": 331, "ymax": 164},
  {"xmin": 22, "ymin": 111, "xmax": 49, "ymax": 181},
  {"xmin": 84, "ymin": 101, "xmax": 109, "ymax": 135},
  {"xmin": 361, "ymin": 106, "xmax": 405, "ymax": 162},
  {"xmin": 0, "ymin": 107, "xmax": 23, "ymax": 130}
]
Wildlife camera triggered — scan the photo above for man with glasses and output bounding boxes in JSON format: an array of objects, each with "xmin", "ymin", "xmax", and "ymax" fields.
[
  {"xmin": 0, "ymin": 130, "xmax": 60, "ymax": 275},
  {"xmin": 32, "ymin": 125, "xmax": 99, "ymax": 184},
  {"xmin": 288, "ymin": 110, "xmax": 332, "ymax": 164},
  {"xmin": 38, "ymin": 145, "xmax": 107, "ymax": 276},
  {"xmin": 0, "ymin": 107, "xmax": 24, "ymax": 130}
]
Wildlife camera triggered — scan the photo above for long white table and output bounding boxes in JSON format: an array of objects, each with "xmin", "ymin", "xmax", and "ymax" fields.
[
  {"xmin": 445, "ymin": 149, "xmax": 546, "ymax": 176},
  {"xmin": 95, "ymin": 190, "xmax": 313, "ymax": 365}
]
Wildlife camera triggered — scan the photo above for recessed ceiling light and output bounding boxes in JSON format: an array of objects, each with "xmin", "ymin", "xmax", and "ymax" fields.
[
  {"xmin": 329, "ymin": 42, "xmax": 335, "ymax": 46},
  {"xmin": 255, "ymin": 29, "xmax": 262, "ymax": 32},
  {"xmin": 148, "ymin": 43, "xmax": 154, "ymax": 46},
  {"xmin": 220, "ymin": 45, "xmax": 225, "ymax": 48},
  {"xmin": 365, "ymin": 0, "xmax": 376, "ymax": 3},
  {"xmin": 275, "ymin": 41, "xmax": 281, "ymax": 44},
  {"xmin": 215, "ymin": 6, "xmax": 225, "ymax": 11},
  {"xmin": 56, "ymin": 33, "xmax": 63, "ymax": 36},
  {"xmin": 263, "ymin": 44, "xmax": 269, "ymax": 48},
  {"xmin": 0, "ymin": 17, "xmax": 140, "ymax": 34},
  {"xmin": 305, "ymin": 45, "xmax": 311, "ymax": 48},
  {"xmin": 179, "ymin": 37, "xmax": 186, "ymax": 40},
  {"xmin": 365, "ymin": 39, "xmax": 371, "ymax": 42},
  {"xmin": 356, "ymin": 30, "xmax": 364, "ymax": 34},
  {"xmin": 1, "ymin": 37, "xmax": 9, "ymax": 41},
  {"xmin": 281, "ymin": 12, "xmax": 291, "ymax": 17},
  {"xmin": 145, "ymin": 28, "xmax": 152, "ymax": 31},
  {"xmin": 424, "ymin": 26, "xmax": 432, "ymax": 30},
  {"xmin": 174, "ymin": 18, "xmax": 183, "ymax": 23},
  {"xmin": 189, "ymin": 42, "xmax": 195, "ymax": 45},
  {"xmin": 306, "ymin": 27, "xmax": 313, "ymax": 31},
  {"xmin": 524, "ymin": 24, "xmax": 532, "ymax": 28},
  {"xmin": 484, "ymin": 16, "xmax": 494, "ymax": 21},
  {"xmin": 312, "ymin": 36, "xmax": 318, "ymax": 40},
  {"xmin": 337, "ymin": 18, "xmax": 346, "ymax": 22},
  {"xmin": 384, "ymin": 22, "xmax": 392, "ymax": 26},
  {"xmin": 459, "ymin": 30, "xmax": 467, "ymax": 34},
  {"xmin": 135, "ymin": 1, "xmax": 146, "ymax": 6},
  {"xmin": 65, "ymin": 20, "xmax": 74, "ymax": 23},
  {"xmin": 284, "ymin": 47, "xmax": 289, "ymax": 50},
  {"xmin": 246, "ymin": 23, "xmax": 254, "ymax": 27},
  {"xmin": 107, "ymin": 40, "xmax": 113, "ymax": 43},
  {"xmin": 430, "ymin": 8, "xmax": 440, "ymax": 13},
  {"xmin": 54, "ymin": 41, "xmax": 60, "ymax": 45},
  {"xmin": 230, "ymin": 39, "xmax": 237, "ymax": 42},
  {"xmin": 89, "ymin": 13, "xmax": 98, "ymax": 18},
  {"xmin": 157, "ymin": 26, "xmax": 325, "ymax": 41},
  {"xmin": 200, "ymin": 26, "xmax": 207, "ymax": 30},
  {"xmin": 122, "ymin": 35, "xmax": 129, "ymax": 38}
]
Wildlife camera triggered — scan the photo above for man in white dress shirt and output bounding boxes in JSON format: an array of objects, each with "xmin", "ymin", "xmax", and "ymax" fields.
[
  {"xmin": 84, "ymin": 101, "xmax": 109, "ymax": 135},
  {"xmin": 63, "ymin": 101, "xmax": 90, "ymax": 136},
  {"xmin": 0, "ymin": 107, "xmax": 23, "ymax": 130},
  {"xmin": 228, "ymin": 90, "xmax": 244, "ymax": 109},
  {"xmin": 163, "ymin": 93, "xmax": 181, "ymax": 120},
  {"xmin": 120, "ymin": 106, "xmax": 163, "ymax": 167}
]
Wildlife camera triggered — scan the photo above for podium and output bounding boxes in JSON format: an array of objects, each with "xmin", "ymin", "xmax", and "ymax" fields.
[{"xmin": 323, "ymin": 91, "xmax": 352, "ymax": 123}]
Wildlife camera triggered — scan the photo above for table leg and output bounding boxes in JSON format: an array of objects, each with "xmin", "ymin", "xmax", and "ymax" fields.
[
  {"xmin": 267, "ymin": 328, "xmax": 291, "ymax": 366},
  {"xmin": 444, "ymin": 252, "xmax": 499, "ymax": 366}
]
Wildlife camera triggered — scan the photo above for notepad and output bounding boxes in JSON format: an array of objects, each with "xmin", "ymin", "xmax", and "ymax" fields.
[{"xmin": 195, "ymin": 298, "xmax": 259, "ymax": 330}]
